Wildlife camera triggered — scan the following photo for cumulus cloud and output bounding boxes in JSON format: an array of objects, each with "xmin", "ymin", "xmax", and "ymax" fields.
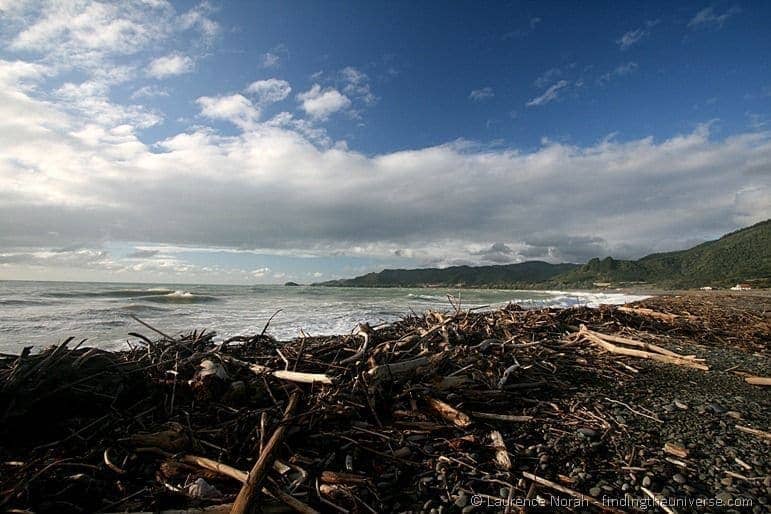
[
  {"xmin": 688, "ymin": 6, "xmax": 741, "ymax": 30},
  {"xmin": 296, "ymin": 84, "xmax": 351, "ymax": 119},
  {"xmin": 469, "ymin": 87, "xmax": 494, "ymax": 102},
  {"xmin": 196, "ymin": 94, "xmax": 260, "ymax": 129},
  {"xmin": 245, "ymin": 78, "xmax": 292, "ymax": 104},
  {"xmin": 147, "ymin": 53, "xmax": 194, "ymax": 78},
  {"xmin": 526, "ymin": 80, "xmax": 569, "ymax": 107},
  {"xmin": 5, "ymin": 1, "xmax": 216, "ymax": 73},
  {"xmin": 178, "ymin": 2, "xmax": 220, "ymax": 42},
  {"xmin": 0, "ymin": 2, "xmax": 769, "ymax": 282},
  {"xmin": 1, "ymin": 61, "xmax": 769, "ymax": 277}
]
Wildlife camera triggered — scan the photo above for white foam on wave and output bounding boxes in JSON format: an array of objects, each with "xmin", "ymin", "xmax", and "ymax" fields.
[
  {"xmin": 167, "ymin": 290, "xmax": 194, "ymax": 298},
  {"xmin": 406, "ymin": 293, "xmax": 444, "ymax": 302},
  {"xmin": 539, "ymin": 290, "xmax": 649, "ymax": 308}
]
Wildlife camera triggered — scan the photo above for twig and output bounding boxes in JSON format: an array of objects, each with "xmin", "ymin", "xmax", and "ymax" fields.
[{"xmin": 604, "ymin": 397, "xmax": 663, "ymax": 423}]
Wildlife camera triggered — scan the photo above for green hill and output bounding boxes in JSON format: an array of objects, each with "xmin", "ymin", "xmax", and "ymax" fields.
[
  {"xmin": 317, "ymin": 261, "xmax": 579, "ymax": 288},
  {"xmin": 316, "ymin": 220, "xmax": 770, "ymax": 289},
  {"xmin": 552, "ymin": 219, "xmax": 771, "ymax": 288}
]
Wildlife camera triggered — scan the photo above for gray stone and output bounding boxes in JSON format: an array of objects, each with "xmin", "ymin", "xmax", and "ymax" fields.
[
  {"xmin": 707, "ymin": 403, "xmax": 726, "ymax": 414},
  {"xmin": 578, "ymin": 427, "xmax": 598, "ymax": 438}
]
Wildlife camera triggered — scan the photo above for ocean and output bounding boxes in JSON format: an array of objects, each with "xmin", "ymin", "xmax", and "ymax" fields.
[{"xmin": 0, "ymin": 281, "xmax": 647, "ymax": 353}]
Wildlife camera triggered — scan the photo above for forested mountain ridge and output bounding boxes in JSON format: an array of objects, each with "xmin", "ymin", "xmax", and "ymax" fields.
[{"xmin": 315, "ymin": 220, "xmax": 770, "ymax": 289}]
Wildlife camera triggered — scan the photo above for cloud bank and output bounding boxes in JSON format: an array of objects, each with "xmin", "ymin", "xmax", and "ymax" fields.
[{"xmin": 0, "ymin": 1, "xmax": 768, "ymax": 283}]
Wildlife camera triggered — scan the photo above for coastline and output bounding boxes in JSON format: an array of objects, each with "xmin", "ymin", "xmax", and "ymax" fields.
[{"xmin": 1, "ymin": 292, "xmax": 768, "ymax": 513}]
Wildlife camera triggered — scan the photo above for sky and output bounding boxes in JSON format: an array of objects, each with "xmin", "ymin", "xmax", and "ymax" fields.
[{"xmin": 0, "ymin": 0, "xmax": 769, "ymax": 285}]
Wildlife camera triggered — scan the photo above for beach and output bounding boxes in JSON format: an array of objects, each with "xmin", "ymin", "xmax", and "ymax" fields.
[{"xmin": 0, "ymin": 291, "xmax": 768, "ymax": 513}]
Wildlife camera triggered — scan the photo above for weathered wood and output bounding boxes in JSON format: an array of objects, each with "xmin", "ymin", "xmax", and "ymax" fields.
[
  {"xmin": 663, "ymin": 442, "xmax": 689, "ymax": 459},
  {"xmin": 180, "ymin": 454, "xmax": 247, "ymax": 483},
  {"xmin": 744, "ymin": 375, "xmax": 771, "ymax": 386},
  {"xmin": 179, "ymin": 455, "xmax": 318, "ymax": 514},
  {"xmin": 320, "ymin": 470, "xmax": 370, "ymax": 485},
  {"xmin": 592, "ymin": 331, "xmax": 702, "ymax": 361},
  {"xmin": 426, "ymin": 397, "xmax": 472, "ymax": 428},
  {"xmin": 579, "ymin": 326, "xmax": 708, "ymax": 371},
  {"xmin": 617, "ymin": 306, "xmax": 680, "ymax": 322},
  {"xmin": 489, "ymin": 430, "xmax": 512, "ymax": 471},
  {"xmin": 471, "ymin": 411, "xmax": 533, "ymax": 423},
  {"xmin": 222, "ymin": 355, "xmax": 333, "ymax": 385},
  {"xmin": 368, "ymin": 353, "xmax": 443, "ymax": 383},
  {"xmin": 735, "ymin": 424, "xmax": 771, "ymax": 441},
  {"xmin": 230, "ymin": 392, "xmax": 301, "ymax": 514}
]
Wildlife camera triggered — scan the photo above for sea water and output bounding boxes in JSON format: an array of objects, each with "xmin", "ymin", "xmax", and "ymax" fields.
[{"xmin": 0, "ymin": 281, "xmax": 647, "ymax": 352}]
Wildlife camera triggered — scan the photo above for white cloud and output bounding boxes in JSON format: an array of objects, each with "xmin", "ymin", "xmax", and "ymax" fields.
[
  {"xmin": 469, "ymin": 87, "xmax": 494, "ymax": 101},
  {"xmin": 1, "ymin": 61, "xmax": 768, "ymax": 276},
  {"xmin": 55, "ymin": 80, "xmax": 162, "ymax": 128},
  {"xmin": 598, "ymin": 62, "xmax": 638, "ymax": 85},
  {"xmin": 178, "ymin": 2, "xmax": 220, "ymax": 42},
  {"xmin": 526, "ymin": 80, "xmax": 569, "ymax": 107},
  {"xmin": 617, "ymin": 28, "xmax": 645, "ymax": 50},
  {"xmin": 131, "ymin": 84, "xmax": 170, "ymax": 99},
  {"xmin": 245, "ymin": 79, "xmax": 292, "ymax": 104},
  {"xmin": 340, "ymin": 66, "xmax": 376, "ymax": 105},
  {"xmin": 252, "ymin": 267, "xmax": 271, "ymax": 277},
  {"xmin": 261, "ymin": 52, "xmax": 280, "ymax": 68},
  {"xmin": 196, "ymin": 94, "xmax": 259, "ymax": 129},
  {"xmin": 7, "ymin": 1, "xmax": 174, "ymax": 73},
  {"xmin": 534, "ymin": 67, "xmax": 565, "ymax": 89},
  {"xmin": 688, "ymin": 6, "xmax": 741, "ymax": 30},
  {"xmin": 296, "ymin": 84, "xmax": 351, "ymax": 120},
  {"xmin": 147, "ymin": 53, "xmax": 194, "ymax": 78},
  {"xmin": 617, "ymin": 20, "xmax": 658, "ymax": 50},
  {"xmin": 0, "ymin": 4, "xmax": 768, "ymax": 282}
]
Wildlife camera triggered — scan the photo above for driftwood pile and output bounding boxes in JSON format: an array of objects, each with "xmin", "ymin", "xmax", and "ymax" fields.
[{"xmin": 0, "ymin": 297, "xmax": 767, "ymax": 513}]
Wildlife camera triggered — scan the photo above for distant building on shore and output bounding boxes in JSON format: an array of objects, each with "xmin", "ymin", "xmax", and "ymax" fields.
[
  {"xmin": 730, "ymin": 283, "xmax": 752, "ymax": 291},
  {"xmin": 699, "ymin": 286, "xmax": 714, "ymax": 291}
]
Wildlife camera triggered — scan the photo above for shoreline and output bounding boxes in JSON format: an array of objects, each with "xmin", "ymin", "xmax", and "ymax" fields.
[{"xmin": 1, "ymin": 292, "xmax": 769, "ymax": 513}]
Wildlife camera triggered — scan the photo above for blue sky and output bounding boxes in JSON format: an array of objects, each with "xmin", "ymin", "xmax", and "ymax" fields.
[{"xmin": 0, "ymin": 1, "xmax": 769, "ymax": 284}]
